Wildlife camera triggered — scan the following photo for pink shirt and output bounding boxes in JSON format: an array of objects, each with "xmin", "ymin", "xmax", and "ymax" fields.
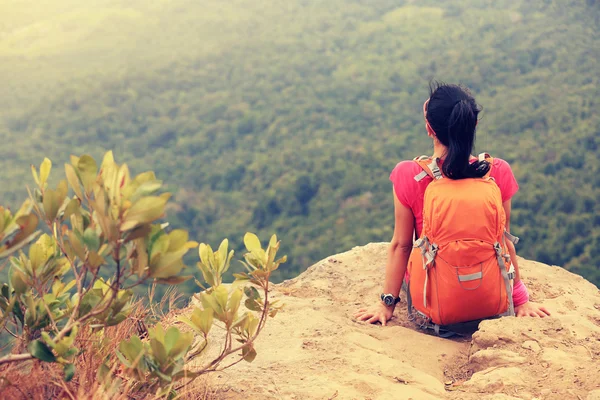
[
  {"xmin": 390, "ymin": 157, "xmax": 519, "ymax": 238},
  {"xmin": 390, "ymin": 157, "xmax": 527, "ymax": 306}
]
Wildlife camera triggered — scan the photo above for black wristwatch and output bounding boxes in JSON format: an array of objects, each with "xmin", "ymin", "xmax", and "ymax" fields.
[{"xmin": 380, "ymin": 293, "xmax": 401, "ymax": 307}]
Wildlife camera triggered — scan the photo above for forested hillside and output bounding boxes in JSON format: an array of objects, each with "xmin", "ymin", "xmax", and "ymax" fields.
[{"xmin": 1, "ymin": 0, "xmax": 598, "ymax": 292}]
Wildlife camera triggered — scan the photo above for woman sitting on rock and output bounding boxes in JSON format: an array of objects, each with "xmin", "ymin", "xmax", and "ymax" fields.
[{"xmin": 355, "ymin": 82, "xmax": 550, "ymax": 332}]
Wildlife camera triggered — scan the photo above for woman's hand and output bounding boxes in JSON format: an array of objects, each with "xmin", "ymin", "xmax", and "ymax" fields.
[
  {"xmin": 354, "ymin": 303, "xmax": 394, "ymax": 326},
  {"xmin": 515, "ymin": 301, "xmax": 551, "ymax": 318}
]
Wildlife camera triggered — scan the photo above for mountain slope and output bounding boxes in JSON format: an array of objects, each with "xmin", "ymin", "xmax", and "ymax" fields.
[{"xmin": 0, "ymin": 0, "xmax": 598, "ymax": 289}]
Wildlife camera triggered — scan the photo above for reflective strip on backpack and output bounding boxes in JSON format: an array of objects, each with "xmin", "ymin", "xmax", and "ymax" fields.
[
  {"xmin": 494, "ymin": 242, "xmax": 515, "ymax": 316},
  {"xmin": 414, "ymin": 170, "xmax": 429, "ymax": 182},
  {"xmin": 458, "ymin": 271, "xmax": 483, "ymax": 282}
]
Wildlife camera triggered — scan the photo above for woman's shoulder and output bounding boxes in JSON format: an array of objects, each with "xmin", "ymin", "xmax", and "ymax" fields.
[
  {"xmin": 389, "ymin": 160, "xmax": 426, "ymax": 209},
  {"xmin": 489, "ymin": 156, "xmax": 519, "ymax": 201},
  {"xmin": 390, "ymin": 160, "xmax": 422, "ymax": 181},
  {"xmin": 490, "ymin": 157, "xmax": 514, "ymax": 174}
]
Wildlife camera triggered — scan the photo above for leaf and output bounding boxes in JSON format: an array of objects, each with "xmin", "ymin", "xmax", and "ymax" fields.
[
  {"xmin": 39, "ymin": 158, "xmax": 52, "ymax": 187},
  {"xmin": 63, "ymin": 198, "xmax": 81, "ymax": 220},
  {"xmin": 232, "ymin": 313, "xmax": 248, "ymax": 330},
  {"xmin": 199, "ymin": 292, "xmax": 222, "ymax": 317},
  {"xmin": 121, "ymin": 196, "xmax": 168, "ymax": 231},
  {"xmin": 275, "ymin": 256, "xmax": 288, "ymax": 265},
  {"xmin": 243, "ymin": 232, "xmax": 262, "ymax": 253},
  {"xmin": 77, "ymin": 155, "xmax": 98, "ymax": 193},
  {"xmin": 56, "ymin": 180, "xmax": 68, "ymax": 203},
  {"xmin": 222, "ymin": 249, "xmax": 235, "ymax": 275},
  {"xmin": 83, "ymin": 228, "xmax": 100, "ymax": 252},
  {"xmin": 9, "ymin": 266, "xmax": 29, "ymax": 294},
  {"xmin": 151, "ymin": 323, "xmax": 166, "ymax": 343},
  {"xmin": 150, "ymin": 338, "xmax": 168, "ymax": 364},
  {"xmin": 69, "ymin": 155, "xmax": 80, "ymax": 167},
  {"xmin": 28, "ymin": 340, "xmax": 56, "ymax": 362},
  {"xmin": 64, "ymin": 164, "xmax": 83, "ymax": 200},
  {"xmin": 269, "ymin": 308, "xmax": 279, "ymax": 318},
  {"xmin": 87, "ymin": 252, "xmax": 105, "ymax": 270},
  {"xmin": 244, "ymin": 298, "xmax": 262, "ymax": 312},
  {"xmin": 269, "ymin": 234, "xmax": 278, "ymax": 248},
  {"xmin": 197, "ymin": 260, "xmax": 216, "ymax": 287},
  {"xmin": 167, "ymin": 230, "xmax": 189, "ymax": 252},
  {"xmin": 64, "ymin": 363, "xmax": 75, "ymax": 382},
  {"xmin": 228, "ymin": 287, "xmax": 243, "ymax": 316},
  {"xmin": 198, "ymin": 243, "xmax": 211, "ymax": 267},
  {"xmin": 129, "ymin": 180, "xmax": 163, "ymax": 202},
  {"xmin": 149, "ymin": 253, "xmax": 185, "ymax": 279},
  {"xmin": 217, "ymin": 239, "xmax": 229, "ymax": 267},
  {"xmin": 124, "ymin": 224, "xmax": 152, "ymax": 243},
  {"xmin": 244, "ymin": 286, "xmax": 260, "ymax": 300},
  {"xmin": 213, "ymin": 285, "xmax": 229, "ymax": 313},
  {"xmin": 100, "ymin": 151, "xmax": 115, "ymax": 170},
  {"xmin": 67, "ymin": 231, "xmax": 86, "ymax": 261},
  {"xmin": 233, "ymin": 273, "xmax": 250, "ymax": 282},
  {"xmin": 242, "ymin": 345, "xmax": 257, "ymax": 363},
  {"xmin": 42, "ymin": 190, "xmax": 59, "ymax": 221},
  {"xmin": 165, "ymin": 327, "xmax": 193, "ymax": 358},
  {"xmin": 96, "ymin": 361, "xmax": 110, "ymax": 382},
  {"xmin": 119, "ymin": 335, "xmax": 145, "ymax": 364},
  {"xmin": 190, "ymin": 308, "xmax": 214, "ymax": 335}
]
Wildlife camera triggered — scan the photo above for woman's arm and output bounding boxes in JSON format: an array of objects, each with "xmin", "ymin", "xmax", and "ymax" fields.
[
  {"xmin": 355, "ymin": 188, "xmax": 415, "ymax": 325},
  {"xmin": 383, "ymin": 189, "xmax": 415, "ymax": 297},
  {"xmin": 503, "ymin": 200, "xmax": 551, "ymax": 318}
]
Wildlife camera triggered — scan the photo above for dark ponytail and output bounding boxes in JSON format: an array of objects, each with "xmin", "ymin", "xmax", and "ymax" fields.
[{"xmin": 426, "ymin": 82, "xmax": 489, "ymax": 179}]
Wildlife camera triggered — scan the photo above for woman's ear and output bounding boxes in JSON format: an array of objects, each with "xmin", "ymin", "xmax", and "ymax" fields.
[{"xmin": 426, "ymin": 122, "xmax": 436, "ymax": 138}]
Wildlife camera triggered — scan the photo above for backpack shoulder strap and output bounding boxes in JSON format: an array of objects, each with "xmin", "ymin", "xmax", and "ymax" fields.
[
  {"xmin": 413, "ymin": 156, "xmax": 443, "ymax": 182},
  {"xmin": 478, "ymin": 152, "xmax": 494, "ymax": 179}
]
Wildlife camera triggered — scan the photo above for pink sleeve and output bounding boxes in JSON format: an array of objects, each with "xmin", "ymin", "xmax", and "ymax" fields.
[
  {"xmin": 512, "ymin": 279, "xmax": 529, "ymax": 307},
  {"xmin": 389, "ymin": 161, "xmax": 420, "ymax": 209},
  {"xmin": 491, "ymin": 158, "xmax": 519, "ymax": 202}
]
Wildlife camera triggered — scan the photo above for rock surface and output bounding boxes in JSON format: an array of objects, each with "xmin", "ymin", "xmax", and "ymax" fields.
[{"xmin": 202, "ymin": 243, "xmax": 600, "ymax": 399}]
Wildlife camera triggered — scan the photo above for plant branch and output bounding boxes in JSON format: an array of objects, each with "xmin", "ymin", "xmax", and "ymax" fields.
[
  {"xmin": 3, "ymin": 326, "xmax": 18, "ymax": 338},
  {"xmin": 0, "ymin": 352, "xmax": 33, "ymax": 365},
  {"xmin": 197, "ymin": 277, "xmax": 272, "ymax": 374}
]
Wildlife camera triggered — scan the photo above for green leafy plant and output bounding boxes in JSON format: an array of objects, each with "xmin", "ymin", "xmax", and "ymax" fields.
[
  {"xmin": 113, "ymin": 233, "xmax": 285, "ymax": 395},
  {"xmin": 0, "ymin": 152, "xmax": 285, "ymax": 398}
]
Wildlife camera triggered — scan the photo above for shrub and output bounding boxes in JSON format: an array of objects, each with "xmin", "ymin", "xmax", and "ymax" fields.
[{"xmin": 0, "ymin": 152, "xmax": 285, "ymax": 398}]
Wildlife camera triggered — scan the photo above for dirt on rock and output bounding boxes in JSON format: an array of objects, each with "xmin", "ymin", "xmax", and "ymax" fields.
[{"xmin": 201, "ymin": 243, "xmax": 600, "ymax": 400}]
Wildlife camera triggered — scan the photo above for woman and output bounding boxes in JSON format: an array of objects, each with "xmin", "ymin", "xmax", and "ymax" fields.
[{"xmin": 355, "ymin": 82, "xmax": 550, "ymax": 326}]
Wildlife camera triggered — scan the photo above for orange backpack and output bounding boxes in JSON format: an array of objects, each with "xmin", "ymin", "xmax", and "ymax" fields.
[{"xmin": 406, "ymin": 153, "xmax": 518, "ymax": 336}]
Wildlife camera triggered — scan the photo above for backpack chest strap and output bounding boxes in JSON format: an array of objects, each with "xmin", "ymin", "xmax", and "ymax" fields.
[{"xmin": 413, "ymin": 157, "xmax": 443, "ymax": 182}]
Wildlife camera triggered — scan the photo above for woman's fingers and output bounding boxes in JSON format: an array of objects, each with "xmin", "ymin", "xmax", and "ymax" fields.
[
  {"xmin": 355, "ymin": 312, "xmax": 389, "ymax": 325},
  {"xmin": 355, "ymin": 311, "xmax": 371, "ymax": 321},
  {"xmin": 539, "ymin": 306, "xmax": 551, "ymax": 316},
  {"xmin": 536, "ymin": 308, "xmax": 550, "ymax": 318}
]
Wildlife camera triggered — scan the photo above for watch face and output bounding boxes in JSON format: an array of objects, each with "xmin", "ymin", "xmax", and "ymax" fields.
[{"xmin": 383, "ymin": 295, "xmax": 394, "ymax": 306}]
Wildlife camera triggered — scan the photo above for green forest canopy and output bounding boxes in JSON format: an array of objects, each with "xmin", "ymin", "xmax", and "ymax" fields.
[{"xmin": 0, "ymin": 0, "xmax": 598, "ymax": 293}]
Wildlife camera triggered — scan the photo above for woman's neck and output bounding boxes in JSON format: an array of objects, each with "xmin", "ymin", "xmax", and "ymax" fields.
[{"xmin": 432, "ymin": 141, "xmax": 447, "ymax": 160}]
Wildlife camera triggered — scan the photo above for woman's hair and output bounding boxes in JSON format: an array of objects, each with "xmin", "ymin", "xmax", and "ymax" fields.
[{"xmin": 425, "ymin": 82, "xmax": 489, "ymax": 179}]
